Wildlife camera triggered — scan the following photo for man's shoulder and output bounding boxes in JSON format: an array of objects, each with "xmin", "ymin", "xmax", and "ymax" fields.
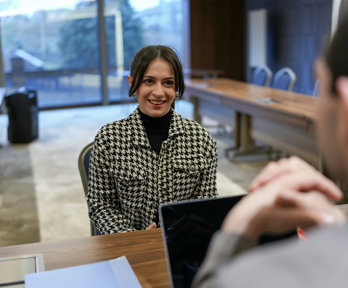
[{"xmin": 217, "ymin": 224, "xmax": 348, "ymax": 287}]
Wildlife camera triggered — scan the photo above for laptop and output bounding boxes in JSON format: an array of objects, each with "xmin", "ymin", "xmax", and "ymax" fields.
[
  {"xmin": 159, "ymin": 195, "xmax": 298, "ymax": 288},
  {"xmin": 159, "ymin": 195, "xmax": 244, "ymax": 288}
]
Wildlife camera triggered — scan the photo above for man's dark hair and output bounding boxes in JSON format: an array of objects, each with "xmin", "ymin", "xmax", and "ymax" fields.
[
  {"xmin": 325, "ymin": 13, "xmax": 348, "ymax": 95},
  {"xmin": 128, "ymin": 45, "xmax": 185, "ymax": 98}
]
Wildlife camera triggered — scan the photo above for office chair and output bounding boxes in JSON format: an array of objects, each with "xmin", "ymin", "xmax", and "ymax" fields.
[
  {"xmin": 272, "ymin": 67, "xmax": 296, "ymax": 91},
  {"xmin": 251, "ymin": 65, "xmax": 273, "ymax": 86},
  {"xmin": 78, "ymin": 142, "xmax": 98, "ymax": 236}
]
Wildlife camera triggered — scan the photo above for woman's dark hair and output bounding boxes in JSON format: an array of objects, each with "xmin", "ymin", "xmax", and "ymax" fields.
[
  {"xmin": 324, "ymin": 13, "xmax": 348, "ymax": 95},
  {"xmin": 128, "ymin": 45, "xmax": 185, "ymax": 98}
]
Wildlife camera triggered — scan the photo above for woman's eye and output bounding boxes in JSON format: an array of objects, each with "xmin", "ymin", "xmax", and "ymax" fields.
[
  {"xmin": 164, "ymin": 80, "xmax": 174, "ymax": 86},
  {"xmin": 143, "ymin": 79, "xmax": 153, "ymax": 84}
]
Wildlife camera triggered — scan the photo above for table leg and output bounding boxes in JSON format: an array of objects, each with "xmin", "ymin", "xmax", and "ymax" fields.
[
  {"xmin": 224, "ymin": 112, "xmax": 242, "ymax": 157},
  {"xmin": 192, "ymin": 97, "xmax": 202, "ymax": 124},
  {"xmin": 240, "ymin": 113, "xmax": 250, "ymax": 152},
  {"xmin": 227, "ymin": 113, "xmax": 272, "ymax": 160}
]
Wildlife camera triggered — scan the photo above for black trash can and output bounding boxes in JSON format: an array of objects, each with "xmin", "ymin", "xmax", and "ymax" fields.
[{"xmin": 5, "ymin": 87, "xmax": 39, "ymax": 143}]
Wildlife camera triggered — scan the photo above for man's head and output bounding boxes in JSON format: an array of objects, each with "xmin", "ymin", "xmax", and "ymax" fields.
[{"xmin": 316, "ymin": 13, "xmax": 348, "ymax": 184}]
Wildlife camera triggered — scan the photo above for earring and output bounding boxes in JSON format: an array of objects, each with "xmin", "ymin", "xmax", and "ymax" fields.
[{"xmin": 175, "ymin": 92, "xmax": 180, "ymax": 99}]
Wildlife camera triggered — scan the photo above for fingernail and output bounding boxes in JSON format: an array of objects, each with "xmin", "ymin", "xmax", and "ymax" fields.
[{"xmin": 322, "ymin": 214, "xmax": 334, "ymax": 225}]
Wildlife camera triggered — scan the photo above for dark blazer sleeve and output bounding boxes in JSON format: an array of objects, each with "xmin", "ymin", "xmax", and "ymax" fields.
[{"xmin": 192, "ymin": 231, "xmax": 257, "ymax": 288}]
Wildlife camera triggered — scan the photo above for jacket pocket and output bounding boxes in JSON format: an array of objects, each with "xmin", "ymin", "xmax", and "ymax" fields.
[
  {"xmin": 114, "ymin": 164, "xmax": 146, "ymax": 211},
  {"xmin": 172, "ymin": 155, "xmax": 207, "ymax": 200}
]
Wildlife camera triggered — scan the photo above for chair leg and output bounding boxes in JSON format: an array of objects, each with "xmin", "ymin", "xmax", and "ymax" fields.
[
  {"xmin": 202, "ymin": 117, "xmax": 230, "ymax": 137},
  {"xmin": 225, "ymin": 141, "xmax": 273, "ymax": 161},
  {"xmin": 206, "ymin": 123, "xmax": 229, "ymax": 136},
  {"xmin": 233, "ymin": 145, "xmax": 272, "ymax": 160}
]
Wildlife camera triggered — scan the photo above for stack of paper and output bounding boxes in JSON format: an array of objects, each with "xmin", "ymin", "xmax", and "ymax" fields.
[{"xmin": 25, "ymin": 256, "xmax": 141, "ymax": 288}]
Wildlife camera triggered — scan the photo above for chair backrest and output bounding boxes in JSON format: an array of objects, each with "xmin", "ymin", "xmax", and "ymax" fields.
[
  {"xmin": 78, "ymin": 142, "xmax": 97, "ymax": 236},
  {"xmin": 272, "ymin": 67, "xmax": 296, "ymax": 91},
  {"xmin": 251, "ymin": 65, "xmax": 273, "ymax": 87}
]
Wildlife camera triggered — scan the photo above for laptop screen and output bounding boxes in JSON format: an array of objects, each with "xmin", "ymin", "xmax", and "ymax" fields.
[{"xmin": 159, "ymin": 195, "xmax": 244, "ymax": 288}]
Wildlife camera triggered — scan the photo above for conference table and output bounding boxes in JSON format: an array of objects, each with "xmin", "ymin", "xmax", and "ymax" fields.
[
  {"xmin": 0, "ymin": 229, "xmax": 170, "ymax": 288},
  {"xmin": 2, "ymin": 207, "xmax": 348, "ymax": 287},
  {"xmin": 184, "ymin": 78, "xmax": 320, "ymax": 167}
]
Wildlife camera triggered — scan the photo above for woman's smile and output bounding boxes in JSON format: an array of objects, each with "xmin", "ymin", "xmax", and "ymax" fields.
[{"xmin": 148, "ymin": 99, "xmax": 167, "ymax": 106}]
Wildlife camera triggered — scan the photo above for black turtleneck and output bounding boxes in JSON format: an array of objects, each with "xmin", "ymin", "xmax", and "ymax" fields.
[{"xmin": 139, "ymin": 109, "xmax": 172, "ymax": 154}]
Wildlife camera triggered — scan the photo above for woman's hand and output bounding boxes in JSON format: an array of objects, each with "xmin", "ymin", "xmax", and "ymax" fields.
[{"xmin": 146, "ymin": 222, "xmax": 157, "ymax": 230}]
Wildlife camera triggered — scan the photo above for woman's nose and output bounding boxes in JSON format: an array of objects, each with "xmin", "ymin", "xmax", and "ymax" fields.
[{"xmin": 152, "ymin": 82, "xmax": 165, "ymax": 96}]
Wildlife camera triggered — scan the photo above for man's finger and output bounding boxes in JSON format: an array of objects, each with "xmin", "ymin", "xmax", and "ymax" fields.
[
  {"xmin": 271, "ymin": 173, "xmax": 342, "ymax": 201},
  {"xmin": 249, "ymin": 156, "xmax": 315, "ymax": 192},
  {"xmin": 256, "ymin": 207, "xmax": 339, "ymax": 236}
]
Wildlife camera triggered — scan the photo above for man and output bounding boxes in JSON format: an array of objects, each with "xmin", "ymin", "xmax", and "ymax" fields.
[{"xmin": 193, "ymin": 13, "xmax": 348, "ymax": 288}]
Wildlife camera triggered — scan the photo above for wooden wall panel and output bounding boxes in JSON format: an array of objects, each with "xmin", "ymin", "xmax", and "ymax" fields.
[{"xmin": 190, "ymin": 0, "xmax": 246, "ymax": 81}]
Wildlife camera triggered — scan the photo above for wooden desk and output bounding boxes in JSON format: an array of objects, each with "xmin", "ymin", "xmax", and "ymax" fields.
[
  {"xmin": 185, "ymin": 78, "xmax": 319, "ymax": 166},
  {"xmin": 0, "ymin": 229, "xmax": 170, "ymax": 288}
]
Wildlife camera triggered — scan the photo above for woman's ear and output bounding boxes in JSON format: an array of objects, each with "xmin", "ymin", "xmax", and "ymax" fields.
[{"xmin": 128, "ymin": 75, "xmax": 133, "ymax": 86}]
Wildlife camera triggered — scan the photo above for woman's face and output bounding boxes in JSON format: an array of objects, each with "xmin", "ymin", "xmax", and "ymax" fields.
[{"xmin": 129, "ymin": 58, "xmax": 176, "ymax": 118}]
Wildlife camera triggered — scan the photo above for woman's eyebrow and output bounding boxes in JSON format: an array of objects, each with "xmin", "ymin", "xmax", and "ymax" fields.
[{"xmin": 143, "ymin": 75, "xmax": 175, "ymax": 80}]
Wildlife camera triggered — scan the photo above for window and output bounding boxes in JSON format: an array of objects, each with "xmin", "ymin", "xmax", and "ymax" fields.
[{"xmin": 0, "ymin": 0, "xmax": 189, "ymax": 108}]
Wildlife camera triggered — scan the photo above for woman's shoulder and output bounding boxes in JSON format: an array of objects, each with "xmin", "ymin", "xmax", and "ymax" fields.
[
  {"xmin": 175, "ymin": 113, "xmax": 215, "ymax": 140},
  {"xmin": 97, "ymin": 110, "xmax": 139, "ymax": 134},
  {"xmin": 94, "ymin": 116, "xmax": 138, "ymax": 146},
  {"xmin": 97, "ymin": 118, "xmax": 126, "ymax": 134}
]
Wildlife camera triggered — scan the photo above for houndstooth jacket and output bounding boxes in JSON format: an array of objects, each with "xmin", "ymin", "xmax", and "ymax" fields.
[{"xmin": 87, "ymin": 107, "xmax": 217, "ymax": 234}]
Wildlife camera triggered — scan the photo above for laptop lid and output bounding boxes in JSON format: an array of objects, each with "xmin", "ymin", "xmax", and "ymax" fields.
[{"xmin": 159, "ymin": 195, "xmax": 244, "ymax": 288}]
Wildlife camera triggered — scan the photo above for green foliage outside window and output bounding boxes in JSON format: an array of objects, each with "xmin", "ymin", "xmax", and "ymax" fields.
[{"xmin": 58, "ymin": 0, "xmax": 143, "ymax": 70}]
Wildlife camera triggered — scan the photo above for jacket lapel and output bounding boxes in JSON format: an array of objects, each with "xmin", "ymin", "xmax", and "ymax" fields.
[
  {"xmin": 168, "ymin": 110, "xmax": 185, "ymax": 139},
  {"xmin": 127, "ymin": 108, "xmax": 151, "ymax": 148}
]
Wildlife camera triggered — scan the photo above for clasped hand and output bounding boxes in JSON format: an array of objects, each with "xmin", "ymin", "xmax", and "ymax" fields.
[{"xmin": 222, "ymin": 156, "xmax": 346, "ymax": 240}]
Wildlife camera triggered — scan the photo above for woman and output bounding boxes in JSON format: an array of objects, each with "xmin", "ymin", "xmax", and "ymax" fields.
[{"xmin": 87, "ymin": 45, "xmax": 217, "ymax": 234}]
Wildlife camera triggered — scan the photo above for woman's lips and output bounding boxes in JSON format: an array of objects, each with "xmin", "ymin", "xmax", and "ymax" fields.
[{"xmin": 148, "ymin": 99, "xmax": 166, "ymax": 105}]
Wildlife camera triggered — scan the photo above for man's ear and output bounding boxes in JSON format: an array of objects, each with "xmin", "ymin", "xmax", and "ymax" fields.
[
  {"xmin": 337, "ymin": 76, "xmax": 348, "ymax": 112},
  {"xmin": 128, "ymin": 75, "xmax": 133, "ymax": 86},
  {"xmin": 336, "ymin": 76, "xmax": 348, "ymax": 140}
]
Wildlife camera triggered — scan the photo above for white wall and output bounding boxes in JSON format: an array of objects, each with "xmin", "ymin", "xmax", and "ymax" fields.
[{"xmin": 248, "ymin": 9, "xmax": 267, "ymax": 67}]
